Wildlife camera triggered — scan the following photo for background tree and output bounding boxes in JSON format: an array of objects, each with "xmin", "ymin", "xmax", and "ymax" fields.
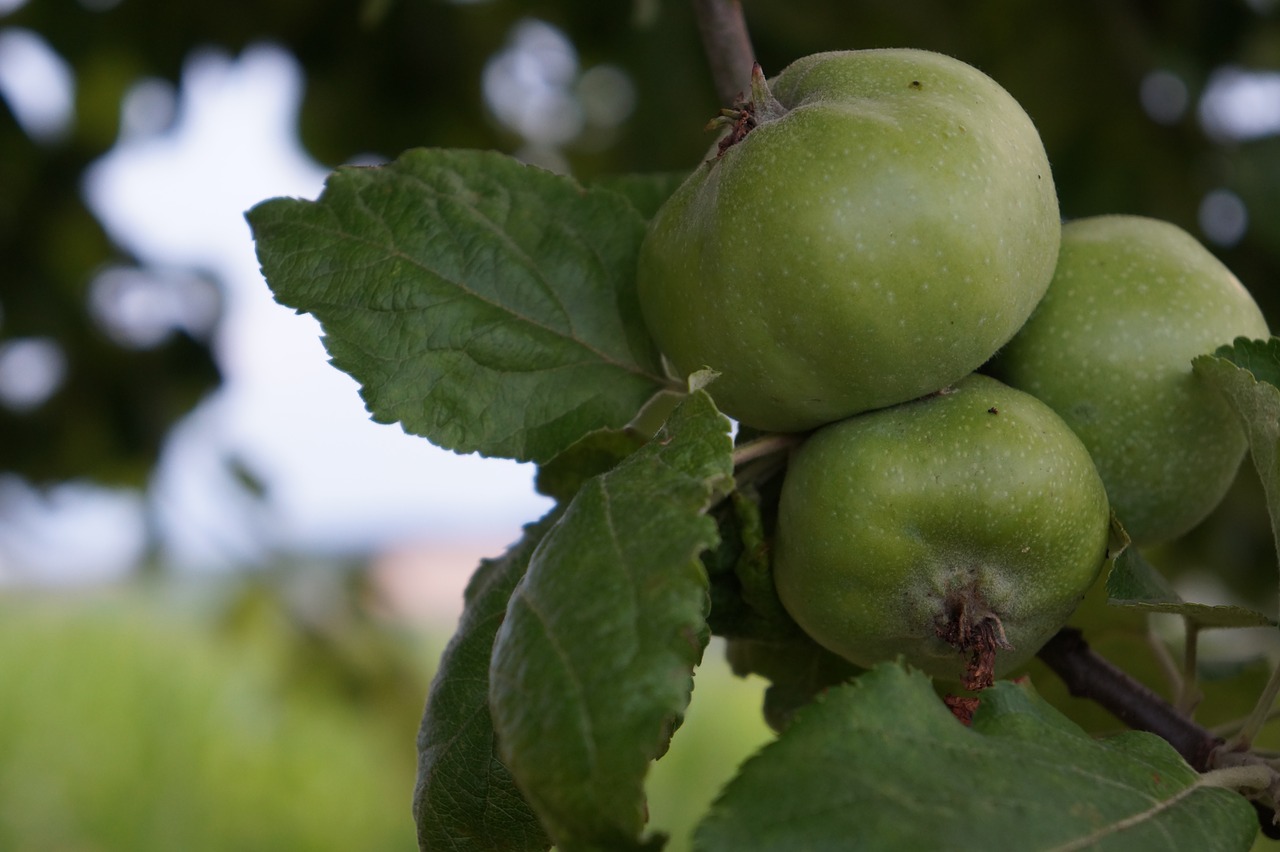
[
  {"xmin": 3, "ymin": 2, "xmax": 1280, "ymax": 848},
  {"xmin": 5, "ymin": 0, "xmax": 1279, "ymax": 498}
]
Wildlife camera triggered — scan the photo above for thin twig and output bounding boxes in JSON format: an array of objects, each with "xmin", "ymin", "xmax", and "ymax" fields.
[
  {"xmin": 1145, "ymin": 627, "xmax": 1183, "ymax": 702},
  {"xmin": 1179, "ymin": 619, "xmax": 1204, "ymax": 716},
  {"xmin": 731, "ymin": 433, "xmax": 802, "ymax": 468},
  {"xmin": 1212, "ymin": 706, "xmax": 1280, "ymax": 739},
  {"xmin": 1225, "ymin": 658, "xmax": 1280, "ymax": 752},
  {"xmin": 1199, "ymin": 763, "xmax": 1274, "ymax": 792},
  {"xmin": 691, "ymin": 0, "xmax": 757, "ymax": 106}
]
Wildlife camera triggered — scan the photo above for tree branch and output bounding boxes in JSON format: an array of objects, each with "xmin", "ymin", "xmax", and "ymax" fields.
[
  {"xmin": 691, "ymin": 0, "xmax": 756, "ymax": 107},
  {"xmin": 1037, "ymin": 627, "xmax": 1280, "ymax": 838},
  {"xmin": 1036, "ymin": 627, "xmax": 1220, "ymax": 770},
  {"xmin": 731, "ymin": 432, "xmax": 801, "ymax": 468}
]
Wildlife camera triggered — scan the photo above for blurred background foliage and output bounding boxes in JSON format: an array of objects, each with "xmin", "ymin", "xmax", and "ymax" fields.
[
  {"xmin": 2, "ymin": 0, "xmax": 1280, "ymax": 849},
  {"xmin": 5, "ymin": 0, "xmax": 1280, "ymax": 507},
  {"xmin": 0, "ymin": 581, "xmax": 771, "ymax": 851}
]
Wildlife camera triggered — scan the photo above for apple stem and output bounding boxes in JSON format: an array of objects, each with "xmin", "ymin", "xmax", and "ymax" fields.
[{"xmin": 748, "ymin": 62, "xmax": 788, "ymax": 124}]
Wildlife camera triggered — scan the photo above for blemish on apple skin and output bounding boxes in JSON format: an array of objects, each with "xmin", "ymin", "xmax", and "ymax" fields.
[{"xmin": 909, "ymin": 80, "xmax": 923, "ymax": 90}]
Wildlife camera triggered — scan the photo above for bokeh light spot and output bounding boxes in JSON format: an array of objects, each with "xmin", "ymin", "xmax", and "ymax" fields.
[
  {"xmin": 0, "ymin": 337, "xmax": 67, "ymax": 411},
  {"xmin": 1198, "ymin": 188, "xmax": 1249, "ymax": 247}
]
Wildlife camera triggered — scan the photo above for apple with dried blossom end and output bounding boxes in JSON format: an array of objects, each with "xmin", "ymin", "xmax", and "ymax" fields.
[{"xmin": 771, "ymin": 374, "xmax": 1111, "ymax": 684}]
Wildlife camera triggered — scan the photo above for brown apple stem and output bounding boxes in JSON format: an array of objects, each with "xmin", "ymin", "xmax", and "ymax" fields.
[{"xmin": 691, "ymin": 0, "xmax": 756, "ymax": 106}]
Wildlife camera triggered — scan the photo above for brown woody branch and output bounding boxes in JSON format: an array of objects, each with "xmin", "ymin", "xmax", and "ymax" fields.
[
  {"xmin": 692, "ymin": 0, "xmax": 756, "ymax": 107},
  {"xmin": 1036, "ymin": 627, "xmax": 1220, "ymax": 770},
  {"xmin": 1037, "ymin": 627, "xmax": 1280, "ymax": 838}
]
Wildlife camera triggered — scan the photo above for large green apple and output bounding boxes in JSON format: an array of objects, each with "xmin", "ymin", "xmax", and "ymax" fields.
[
  {"xmin": 772, "ymin": 374, "xmax": 1110, "ymax": 683},
  {"xmin": 637, "ymin": 49, "xmax": 1060, "ymax": 433},
  {"xmin": 990, "ymin": 215, "xmax": 1269, "ymax": 546}
]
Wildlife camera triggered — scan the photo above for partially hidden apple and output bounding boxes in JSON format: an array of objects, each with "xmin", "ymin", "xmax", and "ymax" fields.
[
  {"xmin": 771, "ymin": 374, "xmax": 1111, "ymax": 684},
  {"xmin": 637, "ymin": 49, "xmax": 1060, "ymax": 432},
  {"xmin": 990, "ymin": 215, "xmax": 1270, "ymax": 546}
]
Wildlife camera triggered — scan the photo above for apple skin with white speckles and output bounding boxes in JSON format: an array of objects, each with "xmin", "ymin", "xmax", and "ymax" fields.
[
  {"xmin": 991, "ymin": 215, "xmax": 1270, "ymax": 546},
  {"xmin": 637, "ymin": 49, "xmax": 1060, "ymax": 432},
  {"xmin": 772, "ymin": 374, "xmax": 1111, "ymax": 682}
]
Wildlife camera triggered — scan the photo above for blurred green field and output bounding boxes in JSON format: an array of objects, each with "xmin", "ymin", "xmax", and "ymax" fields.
[{"xmin": 0, "ymin": 578, "xmax": 773, "ymax": 851}]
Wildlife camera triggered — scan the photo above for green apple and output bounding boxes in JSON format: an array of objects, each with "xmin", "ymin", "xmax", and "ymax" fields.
[
  {"xmin": 771, "ymin": 374, "xmax": 1110, "ymax": 683},
  {"xmin": 637, "ymin": 49, "xmax": 1060, "ymax": 433},
  {"xmin": 990, "ymin": 215, "xmax": 1269, "ymax": 546}
]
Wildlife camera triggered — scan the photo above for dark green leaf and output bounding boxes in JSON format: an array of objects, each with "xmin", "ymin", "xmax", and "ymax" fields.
[
  {"xmin": 695, "ymin": 663, "xmax": 1257, "ymax": 852},
  {"xmin": 704, "ymin": 463, "xmax": 797, "ymax": 643},
  {"xmin": 1207, "ymin": 336, "xmax": 1280, "ymax": 385},
  {"xmin": 534, "ymin": 427, "xmax": 648, "ymax": 503},
  {"xmin": 1194, "ymin": 336, "xmax": 1280, "ymax": 604},
  {"xmin": 1108, "ymin": 547, "xmax": 1183, "ymax": 604},
  {"xmin": 727, "ymin": 489, "xmax": 792, "ymax": 626},
  {"xmin": 489, "ymin": 391, "xmax": 732, "ymax": 851},
  {"xmin": 592, "ymin": 171, "xmax": 689, "ymax": 220},
  {"xmin": 247, "ymin": 148, "xmax": 670, "ymax": 463},
  {"xmin": 1108, "ymin": 548, "xmax": 1275, "ymax": 628},
  {"xmin": 413, "ymin": 513, "xmax": 560, "ymax": 852},
  {"xmin": 723, "ymin": 636, "xmax": 862, "ymax": 733}
]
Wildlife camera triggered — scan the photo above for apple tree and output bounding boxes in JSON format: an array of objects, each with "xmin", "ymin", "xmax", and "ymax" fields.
[{"xmin": 248, "ymin": 2, "xmax": 1280, "ymax": 849}]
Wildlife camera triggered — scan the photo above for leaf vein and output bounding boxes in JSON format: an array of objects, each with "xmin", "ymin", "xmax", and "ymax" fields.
[{"xmin": 280, "ymin": 214, "xmax": 665, "ymax": 386}]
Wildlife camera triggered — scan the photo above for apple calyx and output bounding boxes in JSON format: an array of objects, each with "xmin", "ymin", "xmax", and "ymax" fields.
[
  {"xmin": 943, "ymin": 694, "xmax": 980, "ymax": 726},
  {"xmin": 706, "ymin": 62, "xmax": 788, "ymax": 156},
  {"xmin": 935, "ymin": 583, "xmax": 1013, "ymax": 692}
]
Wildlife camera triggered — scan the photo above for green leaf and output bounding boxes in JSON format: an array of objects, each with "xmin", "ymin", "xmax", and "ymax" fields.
[
  {"xmin": 534, "ymin": 427, "xmax": 648, "ymax": 504},
  {"xmin": 489, "ymin": 391, "xmax": 733, "ymax": 851},
  {"xmin": 723, "ymin": 636, "xmax": 862, "ymax": 733},
  {"xmin": 704, "ymin": 465, "xmax": 798, "ymax": 644},
  {"xmin": 1194, "ymin": 336, "xmax": 1280, "ymax": 604},
  {"xmin": 591, "ymin": 171, "xmax": 689, "ymax": 220},
  {"xmin": 1203, "ymin": 336, "xmax": 1280, "ymax": 385},
  {"xmin": 1108, "ymin": 548, "xmax": 1276, "ymax": 628},
  {"xmin": 727, "ymin": 489, "xmax": 792, "ymax": 627},
  {"xmin": 413, "ymin": 513, "xmax": 560, "ymax": 852},
  {"xmin": 247, "ymin": 148, "xmax": 670, "ymax": 463},
  {"xmin": 694, "ymin": 663, "xmax": 1257, "ymax": 851}
]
